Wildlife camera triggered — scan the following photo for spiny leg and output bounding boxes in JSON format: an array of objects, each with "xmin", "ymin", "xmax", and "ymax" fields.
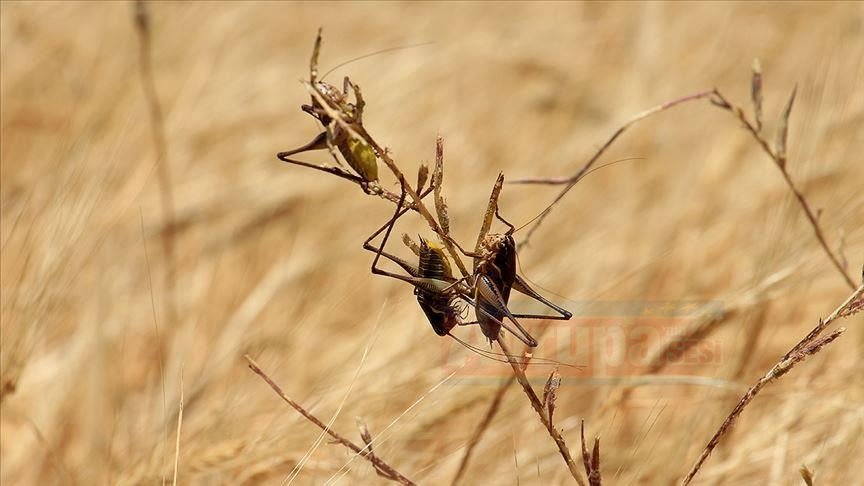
[
  {"xmin": 278, "ymin": 131, "xmax": 328, "ymax": 159},
  {"xmin": 345, "ymin": 77, "xmax": 365, "ymax": 123},
  {"xmin": 364, "ymin": 186, "xmax": 421, "ymax": 277},
  {"xmin": 495, "ymin": 206, "xmax": 516, "ymax": 235},
  {"xmin": 276, "ymin": 152, "xmax": 360, "ymax": 183},
  {"xmin": 365, "ymin": 184, "xmax": 455, "ymax": 293},
  {"xmin": 475, "ymin": 274, "xmax": 538, "ymax": 347},
  {"xmin": 323, "ymin": 124, "xmax": 345, "ymax": 167},
  {"xmin": 511, "ymin": 274, "xmax": 572, "ymax": 320},
  {"xmin": 363, "ymin": 182, "xmax": 438, "ymax": 275}
]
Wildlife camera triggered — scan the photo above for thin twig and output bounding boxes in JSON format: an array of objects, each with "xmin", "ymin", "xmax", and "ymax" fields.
[
  {"xmin": 172, "ymin": 368, "xmax": 184, "ymax": 486},
  {"xmin": 139, "ymin": 209, "xmax": 168, "ymax": 486},
  {"xmin": 455, "ymin": 289, "xmax": 592, "ymax": 478},
  {"xmin": 580, "ymin": 420, "xmax": 601, "ymax": 486},
  {"xmin": 682, "ymin": 283, "xmax": 864, "ymax": 485},
  {"xmin": 133, "ymin": 0, "xmax": 177, "ymax": 327},
  {"xmin": 496, "ymin": 337, "xmax": 587, "ymax": 486},
  {"xmin": 708, "ymin": 89, "xmax": 855, "ymax": 289},
  {"xmin": 513, "ymin": 90, "xmax": 715, "ymax": 247},
  {"xmin": 452, "ymin": 378, "xmax": 512, "ymax": 485},
  {"xmin": 244, "ymin": 355, "xmax": 416, "ymax": 486},
  {"xmin": 357, "ymin": 418, "xmax": 402, "ymax": 482}
]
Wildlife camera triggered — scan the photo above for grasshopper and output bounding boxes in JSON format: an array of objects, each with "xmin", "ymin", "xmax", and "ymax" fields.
[
  {"xmin": 277, "ymin": 29, "xmax": 378, "ymax": 186},
  {"xmin": 363, "ymin": 186, "xmax": 469, "ymax": 338},
  {"xmin": 458, "ymin": 173, "xmax": 572, "ymax": 347},
  {"xmin": 365, "ymin": 175, "xmax": 572, "ymax": 349}
]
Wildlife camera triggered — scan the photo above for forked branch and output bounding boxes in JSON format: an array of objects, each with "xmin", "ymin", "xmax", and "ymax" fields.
[
  {"xmin": 581, "ymin": 420, "xmax": 602, "ymax": 486},
  {"xmin": 681, "ymin": 281, "xmax": 864, "ymax": 485},
  {"xmin": 512, "ymin": 90, "xmax": 715, "ymax": 247},
  {"xmin": 708, "ymin": 88, "xmax": 856, "ymax": 289},
  {"xmin": 511, "ymin": 78, "xmax": 855, "ymax": 289},
  {"xmin": 244, "ymin": 355, "xmax": 416, "ymax": 486},
  {"xmin": 496, "ymin": 338, "xmax": 587, "ymax": 486},
  {"xmin": 133, "ymin": 0, "xmax": 177, "ymax": 327}
]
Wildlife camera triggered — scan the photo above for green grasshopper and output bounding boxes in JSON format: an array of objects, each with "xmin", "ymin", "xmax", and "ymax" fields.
[
  {"xmin": 277, "ymin": 29, "xmax": 378, "ymax": 186},
  {"xmin": 365, "ymin": 175, "xmax": 572, "ymax": 349}
]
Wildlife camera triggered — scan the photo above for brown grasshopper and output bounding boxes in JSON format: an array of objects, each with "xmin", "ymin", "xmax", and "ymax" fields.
[
  {"xmin": 277, "ymin": 29, "xmax": 378, "ymax": 186},
  {"xmin": 363, "ymin": 183, "xmax": 467, "ymax": 338},
  {"xmin": 457, "ymin": 173, "xmax": 572, "ymax": 347}
]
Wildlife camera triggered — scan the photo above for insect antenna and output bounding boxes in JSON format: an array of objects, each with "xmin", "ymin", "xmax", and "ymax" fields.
[
  {"xmin": 320, "ymin": 42, "xmax": 434, "ymax": 81},
  {"xmin": 446, "ymin": 333, "xmax": 582, "ymax": 368},
  {"xmin": 512, "ymin": 251, "xmax": 574, "ymax": 304},
  {"xmin": 511, "ymin": 157, "xmax": 644, "ymax": 234}
]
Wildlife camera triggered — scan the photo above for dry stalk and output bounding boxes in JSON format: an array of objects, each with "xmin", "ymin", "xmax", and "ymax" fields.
[
  {"xmin": 133, "ymin": 0, "xmax": 177, "ymax": 327},
  {"xmin": 172, "ymin": 370, "xmax": 184, "ymax": 486},
  {"xmin": 511, "ymin": 90, "xmax": 715, "ymax": 247},
  {"xmin": 580, "ymin": 420, "xmax": 601, "ymax": 486},
  {"xmin": 799, "ymin": 464, "xmax": 815, "ymax": 486},
  {"xmin": 511, "ymin": 78, "xmax": 855, "ymax": 290},
  {"xmin": 244, "ymin": 355, "xmax": 416, "ymax": 486},
  {"xmin": 496, "ymin": 337, "xmax": 587, "ymax": 486},
  {"xmin": 455, "ymin": 278, "xmax": 610, "ymax": 478},
  {"xmin": 451, "ymin": 378, "xmax": 511, "ymax": 485},
  {"xmin": 356, "ymin": 418, "xmax": 403, "ymax": 483},
  {"xmin": 681, "ymin": 282, "xmax": 864, "ymax": 485},
  {"xmin": 708, "ymin": 89, "xmax": 856, "ymax": 290}
]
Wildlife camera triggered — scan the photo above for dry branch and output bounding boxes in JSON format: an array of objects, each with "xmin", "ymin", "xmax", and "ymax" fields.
[
  {"xmin": 133, "ymin": 0, "xmax": 177, "ymax": 327},
  {"xmin": 580, "ymin": 420, "xmax": 601, "ymax": 486},
  {"xmin": 496, "ymin": 338, "xmax": 587, "ymax": 486},
  {"xmin": 511, "ymin": 90, "xmax": 715, "ymax": 247},
  {"xmin": 708, "ymin": 88, "xmax": 854, "ymax": 289},
  {"xmin": 244, "ymin": 355, "xmax": 416, "ymax": 486},
  {"xmin": 451, "ymin": 379, "xmax": 511, "ymax": 485},
  {"xmin": 172, "ymin": 370, "xmax": 184, "ymax": 486},
  {"xmin": 510, "ymin": 75, "xmax": 855, "ymax": 290},
  {"xmin": 356, "ymin": 418, "xmax": 402, "ymax": 483},
  {"xmin": 682, "ymin": 283, "xmax": 864, "ymax": 485}
]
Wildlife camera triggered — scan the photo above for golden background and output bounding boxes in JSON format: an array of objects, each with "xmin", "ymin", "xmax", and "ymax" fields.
[{"xmin": 2, "ymin": 2, "xmax": 862, "ymax": 484}]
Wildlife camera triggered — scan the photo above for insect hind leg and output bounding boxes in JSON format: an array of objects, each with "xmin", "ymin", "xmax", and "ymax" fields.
[{"xmin": 511, "ymin": 274, "xmax": 572, "ymax": 320}]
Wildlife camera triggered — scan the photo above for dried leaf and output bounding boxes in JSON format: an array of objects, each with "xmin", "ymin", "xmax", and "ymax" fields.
[
  {"xmin": 416, "ymin": 163, "xmax": 429, "ymax": 193},
  {"xmin": 798, "ymin": 328, "xmax": 844, "ymax": 357},
  {"xmin": 437, "ymin": 195, "xmax": 451, "ymax": 237},
  {"xmin": 433, "ymin": 136, "xmax": 450, "ymax": 236},
  {"xmin": 775, "ymin": 84, "xmax": 797, "ymax": 167},
  {"xmin": 799, "ymin": 464, "xmax": 814, "ymax": 486},
  {"xmin": 751, "ymin": 58, "xmax": 763, "ymax": 132},
  {"xmin": 356, "ymin": 417, "xmax": 399, "ymax": 481},
  {"xmin": 581, "ymin": 420, "xmax": 602, "ymax": 486},
  {"xmin": 542, "ymin": 368, "xmax": 560, "ymax": 421},
  {"xmin": 402, "ymin": 233, "xmax": 421, "ymax": 256}
]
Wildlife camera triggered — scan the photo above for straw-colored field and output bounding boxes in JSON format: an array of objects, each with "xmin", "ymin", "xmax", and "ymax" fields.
[{"xmin": 2, "ymin": 2, "xmax": 862, "ymax": 484}]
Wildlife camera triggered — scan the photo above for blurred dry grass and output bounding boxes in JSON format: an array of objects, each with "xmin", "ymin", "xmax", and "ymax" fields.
[{"xmin": 2, "ymin": 2, "xmax": 863, "ymax": 484}]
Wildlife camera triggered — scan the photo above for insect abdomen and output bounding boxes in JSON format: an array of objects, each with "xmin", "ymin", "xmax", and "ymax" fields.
[{"xmin": 417, "ymin": 240, "xmax": 458, "ymax": 336}]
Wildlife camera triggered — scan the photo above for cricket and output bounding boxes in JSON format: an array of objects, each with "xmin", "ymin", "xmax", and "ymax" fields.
[{"xmin": 277, "ymin": 29, "xmax": 379, "ymax": 188}]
